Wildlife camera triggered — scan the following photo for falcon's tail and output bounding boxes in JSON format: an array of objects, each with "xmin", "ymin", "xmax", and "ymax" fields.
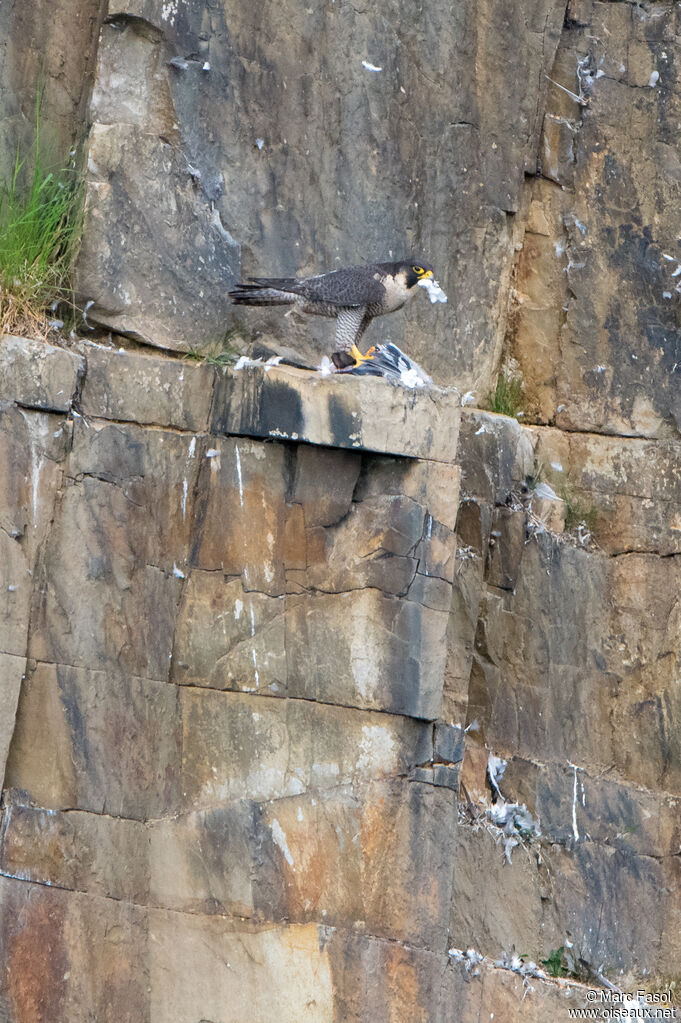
[{"xmin": 229, "ymin": 278, "xmax": 299, "ymax": 306}]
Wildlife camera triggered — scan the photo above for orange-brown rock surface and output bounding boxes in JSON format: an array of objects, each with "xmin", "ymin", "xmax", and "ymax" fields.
[{"xmin": 2, "ymin": 0, "xmax": 681, "ymax": 1019}]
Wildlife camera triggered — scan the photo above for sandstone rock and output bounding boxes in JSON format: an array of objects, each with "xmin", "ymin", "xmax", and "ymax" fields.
[
  {"xmin": 548, "ymin": 842, "xmax": 673, "ymax": 975},
  {"xmin": 3, "ymin": 0, "xmax": 681, "ymax": 1011},
  {"xmin": 1, "ymin": 796, "xmax": 151, "ymax": 906},
  {"xmin": 450, "ymin": 821, "xmax": 548, "ymax": 961},
  {"xmin": 172, "ymin": 573, "xmax": 286, "ymax": 694},
  {"xmin": 529, "ymin": 482, "xmax": 566, "ymax": 533},
  {"xmin": 286, "ymin": 590, "xmax": 449, "ymax": 719},
  {"xmin": 290, "ymin": 445, "xmax": 361, "ymax": 527},
  {"xmin": 190, "ymin": 435, "xmax": 289, "ymax": 595},
  {"xmin": 443, "ymin": 552, "xmax": 484, "ymax": 725},
  {"xmin": 0, "ymin": 404, "xmax": 72, "ymax": 565},
  {"xmin": 533, "ymin": 426, "xmax": 681, "ymax": 555},
  {"xmin": 0, "ymin": 780, "xmax": 455, "ymax": 951},
  {"xmin": 541, "ymin": 112, "xmax": 576, "ymax": 187},
  {"xmin": 147, "ymin": 914, "xmax": 335, "ymax": 1023},
  {"xmin": 5, "ymin": 663, "xmax": 182, "ymax": 819},
  {"xmin": 458, "ymin": 410, "xmax": 535, "ymax": 506},
  {"xmin": 0, "ymin": 877, "xmax": 334, "ymax": 1023},
  {"xmin": 504, "ymin": 758, "xmax": 681, "ymax": 862},
  {"xmin": 1, "ymin": 333, "xmax": 677, "ymax": 1014},
  {"xmin": 0, "ymin": 867, "xmax": 600, "ymax": 1022},
  {"xmin": 325, "ymin": 929, "xmax": 593, "ymax": 1023},
  {"xmin": 455, "ymin": 748, "xmax": 681, "ymax": 976},
  {"xmin": 0, "ymin": 655, "xmax": 24, "ymax": 790},
  {"xmin": 0, "ymin": 403, "xmax": 72, "ymax": 792},
  {"xmin": 0, "ymin": 876, "xmax": 149, "ymax": 1023},
  {"xmin": 433, "ymin": 722, "xmax": 465, "ymax": 766},
  {"xmin": 180, "ymin": 689, "xmax": 431, "ymax": 810},
  {"xmin": 511, "ymin": 4, "xmax": 681, "ymax": 437},
  {"xmin": 77, "ymin": 118, "xmax": 239, "ymax": 351},
  {"xmin": 259, "ymin": 781, "xmax": 457, "ymax": 948},
  {"xmin": 170, "ymin": 431, "xmax": 457, "ymax": 718},
  {"xmin": 0, "ymin": 336, "xmax": 83, "ymax": 412},
  {"xmin": 30, "ymin": 419, "xmax": 198, "ymax": 678}
]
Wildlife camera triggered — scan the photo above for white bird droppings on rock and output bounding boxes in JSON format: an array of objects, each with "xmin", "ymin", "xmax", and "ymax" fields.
[{"xmin": 270, "ymin": 819, "xmax": 295, "ymax": 867}]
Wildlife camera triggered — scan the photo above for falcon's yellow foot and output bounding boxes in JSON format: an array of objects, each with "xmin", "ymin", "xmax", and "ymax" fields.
[{"xmin": 350, "ymin": 344, "xmax": 376, "ymax": 366}]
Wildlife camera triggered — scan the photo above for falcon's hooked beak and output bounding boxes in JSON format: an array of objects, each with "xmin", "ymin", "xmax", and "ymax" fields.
[{"xmin": 419, "ymin": 269, "xmax": 434, "ymax": 280}]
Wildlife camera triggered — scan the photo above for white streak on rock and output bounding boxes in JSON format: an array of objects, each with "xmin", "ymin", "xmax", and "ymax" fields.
[
  {"xmin": 569, "ymin": 762, "xmax": 582, "ymax": 841},
  {"xmin": 19, "ymin": 410, "xmax": 45, "ymax": 528},
  {"xmin": 235, "ymin": 444, "xmax": 244, "ymax": 506},
  {"xmin": 181, "ymin": 437, "xmax": 197, "ymax": 521}
]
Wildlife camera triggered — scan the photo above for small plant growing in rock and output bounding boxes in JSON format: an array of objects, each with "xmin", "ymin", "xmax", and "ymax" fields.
[
  {"xmin": 542, "ymin": 946, "xmax": 569, "ymax": 978},
  {"xmin": 560, "ymin": 482, "xmax": 596, "ymax": 533},
  {"xmin": 541, "ymin": 944, "xmax": 593, "ymax": 982},
  {"xmin": 488, "ymin": 361, "xmax": 524, "ymax": 418},
  {"xmin": 0, "ymin": 102, "xmax": 83, "ymax": 337},
  {"xmin": 185, "ymin": 328, "xmax": 241, "ymax": 367}
]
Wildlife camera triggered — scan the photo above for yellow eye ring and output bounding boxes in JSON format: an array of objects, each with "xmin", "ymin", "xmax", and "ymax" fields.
[{"xmin": 412, "ymin": 265, "xmax": 424, "ymax": 274}]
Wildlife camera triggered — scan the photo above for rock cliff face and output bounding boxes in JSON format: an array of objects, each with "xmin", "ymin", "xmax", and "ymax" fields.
[
  {"xmin": 1, "ymin": 1, "xmax": 681, "ymax": 1021},
  {"xmin": 74, "ymin": 0, "xmax": 567, "ymax": 385}
]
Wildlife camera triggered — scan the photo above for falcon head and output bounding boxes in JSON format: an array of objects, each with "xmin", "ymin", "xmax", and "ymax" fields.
[{"xmin": 404, "ymin": 261, "xmax": 434, "ymax": 288}]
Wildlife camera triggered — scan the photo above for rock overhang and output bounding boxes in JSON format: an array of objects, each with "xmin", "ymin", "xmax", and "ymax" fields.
[{"xmin": 212, "ymin": 362, "xmax": 461, "ymax": 463}]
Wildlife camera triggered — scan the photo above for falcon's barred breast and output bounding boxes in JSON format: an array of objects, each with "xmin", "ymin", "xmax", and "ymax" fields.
[{"xmin": 229, "ymin": 259, "xmax": 438, "ymax": 368}]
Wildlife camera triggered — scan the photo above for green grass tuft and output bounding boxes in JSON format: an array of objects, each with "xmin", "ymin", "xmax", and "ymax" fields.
[
  {"xmin": 0, "ymin": 103, "xmax": 83, "ymax": 337},
  {"xmin": 488, "ymin": 364, "xmax": 524, "ymax": 418},
  {"xmin": 184, "ymin": 329, "xmax": 241, "ymax": 367}
]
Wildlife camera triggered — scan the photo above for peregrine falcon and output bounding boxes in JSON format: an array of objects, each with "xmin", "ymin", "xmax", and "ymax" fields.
[{"xmin": 229, "ymin": 260, "xmax": 437, "ymax": 368}]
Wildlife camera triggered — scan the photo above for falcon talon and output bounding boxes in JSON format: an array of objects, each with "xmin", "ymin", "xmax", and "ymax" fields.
[
  {"xmin": 229, "ymin": 259, "xmax": 442, "ymax": 371},
  {"xmin": 349, "ymin": 343, "xmax": 376, "ymax": 366},
  {"xmin": 336, "ymin": 342, "xmax": 433, "ymax": 389}
]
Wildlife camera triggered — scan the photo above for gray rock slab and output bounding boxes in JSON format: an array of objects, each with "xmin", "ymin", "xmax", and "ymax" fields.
[
  {"xmin": 458, "ymin": 409, "xmax": 535, "ymax": 503},
  {"xmin": 80, "ymin": 344, "xmax": 215, "ymax": 430},
  {"xmin": 211, "ymin": 363, "xmax": 460, "ymax": 462},
  {"xmin": 0, "ymin": 335, "xmax": 84, "ymax": 412},
  {"xmin": 0, "ymin": 653, "xmax": 25, "ymax": 789}
]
